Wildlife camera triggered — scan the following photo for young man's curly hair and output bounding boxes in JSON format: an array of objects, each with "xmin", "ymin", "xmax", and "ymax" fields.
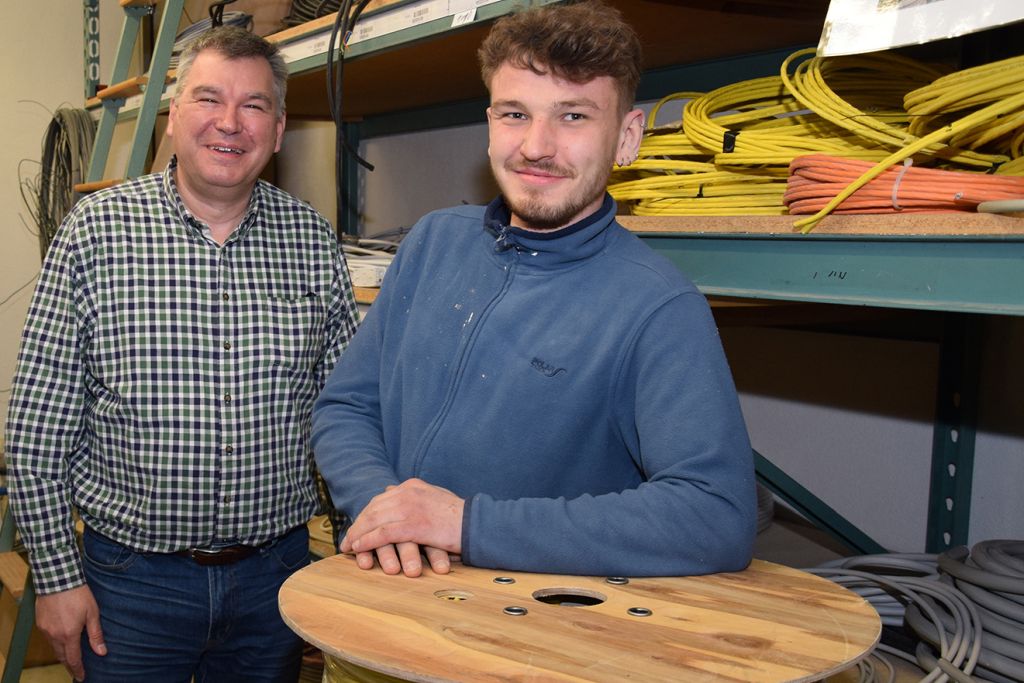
[{"xmin": 477, "ymin": 1, "xmax": 643, "ymax": 114}]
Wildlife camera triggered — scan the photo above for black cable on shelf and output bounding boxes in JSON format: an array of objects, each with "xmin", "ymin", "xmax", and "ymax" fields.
[
  {"xmin": 284, "ymin": 0, "xmax": 342, "ymax": 28},
  {"xmin": 169, "ymin": 10, "xmax": 252, "ymax": 69},
  {"xmin": 325, "ymin": 0, "xmax": 375, "ymax": 233},
  {"xmin": 209, "ymin": 0, "xmax": 238, "ymax": 28}
]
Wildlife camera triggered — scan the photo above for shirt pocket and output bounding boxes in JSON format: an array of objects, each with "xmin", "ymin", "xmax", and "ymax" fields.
[{"xmin": 258, "ymin": 292, "xmax": 326, "ymax": 375}]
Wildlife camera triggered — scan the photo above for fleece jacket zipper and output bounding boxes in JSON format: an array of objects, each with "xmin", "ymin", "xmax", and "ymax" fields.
[{"xmin": 408, "ymin": 233, "xmax": 519, "ymax": 476}]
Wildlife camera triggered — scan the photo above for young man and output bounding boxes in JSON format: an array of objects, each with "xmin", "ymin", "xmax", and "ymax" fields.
[
  {"xmin": 312, "ymin": 1, "xmax": 755, "ymax": 579},
  {"xmin": 5, "ymin": 27, "xmax": 359, "ymax": 682}
]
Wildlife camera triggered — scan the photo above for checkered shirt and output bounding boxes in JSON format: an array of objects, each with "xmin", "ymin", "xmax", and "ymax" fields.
[{"xmin": 5, "ymin": 159, "xmax": 360, "ymax": 594}]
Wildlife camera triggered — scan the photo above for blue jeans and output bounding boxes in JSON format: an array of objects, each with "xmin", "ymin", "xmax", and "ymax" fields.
[{"xmin": 80, "ymin": 525, "xmax": 309, "ymax": 683}]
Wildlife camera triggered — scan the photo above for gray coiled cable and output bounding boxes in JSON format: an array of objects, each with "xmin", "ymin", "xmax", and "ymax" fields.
[
  {"xmin": 19, "ymin": 107, "xmax": 96, "ymax": 258},
  {"xmin": 807, "ymin": 542, "xmax": 1024, "ymax": 682}
]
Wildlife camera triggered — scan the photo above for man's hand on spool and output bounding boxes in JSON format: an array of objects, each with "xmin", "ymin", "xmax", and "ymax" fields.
[{"xmin": 340, "ymin": 478, "xmax": 464, "ymax": 577}]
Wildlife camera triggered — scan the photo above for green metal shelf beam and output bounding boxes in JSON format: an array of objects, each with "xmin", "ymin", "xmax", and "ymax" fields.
[{"xmin": 636, "ymin": 233, "xmax": 1024, "ymax": 316}]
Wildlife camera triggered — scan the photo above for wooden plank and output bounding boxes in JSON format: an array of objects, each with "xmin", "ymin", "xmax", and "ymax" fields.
[
  {"xmin": 281, "ymin": 555, "xmax": 880, "ymax": 683},
  {"xmin": 0, "ymin": 554, "xmax": 27, "ymax": 601},
  {"xmin": 74, "ymin": 179, "xmax": 123, "ymax": 194},
  {"xmin": 354, "ymin": 287, "xmax": 379, "ymax": 305},
  {"xmin": 96, "ymin": 75, "xmax": 149, "ymax": 101},
  {"xmin": 621, "ymin": 212, "xmax": 1024, "ymax": 237}
]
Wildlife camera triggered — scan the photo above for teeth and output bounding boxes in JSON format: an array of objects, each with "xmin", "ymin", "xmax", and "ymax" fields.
[{"xmin": 211, "ymin": 146, "xmax": 242, "ymax": 154}]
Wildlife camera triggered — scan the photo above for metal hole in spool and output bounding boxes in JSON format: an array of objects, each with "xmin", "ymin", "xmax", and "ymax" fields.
[
  {"xmin": 493, "ymin": 576, "xmax": 516, "ymax": 585},
  {"xmin": 606, "ymin": 577, "xmax": 629, "ymax": 585},
  {"xmin": 434, "ymin": 589, "xmax": 474, "ymax": 601},
  {"xmin": 627, "ymin": 607, "xmax": 653, "ymax": 617},
  {"xmin": 503, "ymin": 606, "xmax": 528, "ymax": 616},
  {"xmin": 532, "ymin": 587, "xmax": 607, "ymax": 607}
]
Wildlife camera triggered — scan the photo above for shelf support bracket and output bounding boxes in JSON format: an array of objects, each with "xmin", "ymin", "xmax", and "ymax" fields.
[{"xmin": 754, "ymin": 449, "xmax": 886, "ymax": 555}]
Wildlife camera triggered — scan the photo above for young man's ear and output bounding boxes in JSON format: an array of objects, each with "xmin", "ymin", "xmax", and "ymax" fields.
[{"xmin": 616, "ymin": 108, "xmax": 645, "ymax": 167}]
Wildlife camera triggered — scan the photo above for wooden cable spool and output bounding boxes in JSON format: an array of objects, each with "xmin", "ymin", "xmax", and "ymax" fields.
[{"xmin": 280, "ymin": 553, "xmax": 881, "ymax": 682}]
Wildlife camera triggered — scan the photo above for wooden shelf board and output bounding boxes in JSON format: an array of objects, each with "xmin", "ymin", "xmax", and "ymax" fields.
[
  {"xmin": 354, "ymin": 286, "xmax": 380, "ymax": 305},
  {"xmin": 621, "ymin": 212, "xmax": 1024, "ymax": 237}
]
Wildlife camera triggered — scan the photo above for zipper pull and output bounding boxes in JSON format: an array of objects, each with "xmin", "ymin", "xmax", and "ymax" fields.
[{"xmin": 493, "ymin": 225, "xmax": 517, "ymax": 252}]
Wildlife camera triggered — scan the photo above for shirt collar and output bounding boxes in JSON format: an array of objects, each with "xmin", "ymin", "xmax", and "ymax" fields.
[{"xmin": 161, "ymin": 155, "xmax": 261, "ymax": 244}]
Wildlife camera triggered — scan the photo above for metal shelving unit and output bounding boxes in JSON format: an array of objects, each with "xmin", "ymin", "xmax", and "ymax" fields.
[{"xmin": 82, "ymin": 0, "xmax": 1024, "ymax": 555}]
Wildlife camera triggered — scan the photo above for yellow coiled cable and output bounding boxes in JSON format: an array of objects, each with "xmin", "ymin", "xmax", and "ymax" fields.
[
  {"xmin": 610, "ymin": 47, "xmax": 1024, "ymax": 227},
  {"xmin": 793, "ymin": 88, "xmax": 1024, "ymax": 232},
  {"xmin": 904, "ymin": 54, "xmax": 1024, "ymax": 155},
  {"xmin": 608, "ymin": 91, "xmax": 791, "ymax": 215}
]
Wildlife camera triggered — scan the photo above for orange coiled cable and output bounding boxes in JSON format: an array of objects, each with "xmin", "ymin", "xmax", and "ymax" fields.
[{"xmin": 785, "ymin": 154, "xmax": 1024, "ymax": 215}]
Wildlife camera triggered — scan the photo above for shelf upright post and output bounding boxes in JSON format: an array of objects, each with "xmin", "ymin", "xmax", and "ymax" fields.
[
  {"xmin": 125, "ymin": 0, "xmax": 184, "ymax": 179},
  {"xmin": 340, "ymin": 121, "xmax": 362, "ymax": 236},
  {"xmin": 83, "ymin": 0, "xmax": 101, "ymax": 100},
  {"xmin": 926, "ymin": 313, "xmax": 980, "ymax": 552}
]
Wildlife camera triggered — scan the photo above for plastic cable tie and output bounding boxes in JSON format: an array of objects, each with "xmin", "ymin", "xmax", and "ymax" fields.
[
  {"xmin": 723, "ymin": 130, "xmax": 739, "ymax": 154},
  {"xmin": 986, "ymin": 160, "xmax": 1004, "ymax": 175},
  {"xmin": 891, "ymin": 158, "xmax": 913, "ymax": 211}
]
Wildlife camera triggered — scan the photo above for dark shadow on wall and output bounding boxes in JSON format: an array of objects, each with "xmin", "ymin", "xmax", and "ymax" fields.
[{"xmin": 715, "ymin": 305, "xmax": 1024, "ymax": 440}]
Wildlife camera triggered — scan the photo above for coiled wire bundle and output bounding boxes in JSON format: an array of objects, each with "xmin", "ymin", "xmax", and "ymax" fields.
[
  {"xmin": 609, "ymin": 47, "xmax": 1024, "ymax": 230},
  {"xmin": 788, "ymin": 52, "xmax": 1024, "ymax": 232},
  {"xmin": 609, "ymin": 49, "xmax": 940, "ymax": 217},
  {"xmin": 905, "ymin": 55, "xmax": 1024, "ymax": 173},
  {"xmin": 809, "ymin": 540, "xmax": 1024, "ymax": 683},
  {"xmin": 169, "ymin": 10, "xmax": 253, "ymax": 69},
  {"xmin": 937, "ymin": 541, "xmax": 1024, "ymax": 682},
  {"xmin": 19, "ymin": 108, "xmax": 96, "ymax": 259},
  {"xmin": 785, "ymin": 154, "xmax": 1024, "ymax": 215},
  {"xmin": 284, "ymin": 0, "xmax": 342, "ymax": 27},
  {"xmin": 608, "ymin": 91, "xmax": 792, "ymax": 216}
]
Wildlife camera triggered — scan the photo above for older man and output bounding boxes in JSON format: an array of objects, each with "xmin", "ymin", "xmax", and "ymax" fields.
[{"xmin": 6, "ymin": 27, "xmax": 358, "ymax": 682}]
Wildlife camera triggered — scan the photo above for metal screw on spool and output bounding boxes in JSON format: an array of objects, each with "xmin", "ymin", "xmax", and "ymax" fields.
[
  {"xmin": 493, "ymin": 576, "xmax": 516, "ymax": 585},
  {"xmin": 627, "ymin": 607, "xmax": 652, "ymax": 617},
  {"xmin": 606, "ymin": 577, "xmax": 630, "ymax": 585},
  {"xmin": 503, "ymin": 606, "xmax": 528, "ymax": 616}
]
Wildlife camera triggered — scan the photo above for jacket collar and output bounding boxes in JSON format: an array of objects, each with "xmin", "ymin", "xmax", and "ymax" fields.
[{"xmin": 483, "ymin": 194, "xmax": 618, "ymax": 269}]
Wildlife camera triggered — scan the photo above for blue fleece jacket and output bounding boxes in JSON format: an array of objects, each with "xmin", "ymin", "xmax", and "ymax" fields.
[{"xmin": 312, "ymin": 195, "xmax": 756, "ymax": 576}]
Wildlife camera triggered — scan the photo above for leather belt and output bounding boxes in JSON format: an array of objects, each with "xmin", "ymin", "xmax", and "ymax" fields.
[{"xmin": 175, "ymin": 544, "xmax": 260, "ymax": 566}]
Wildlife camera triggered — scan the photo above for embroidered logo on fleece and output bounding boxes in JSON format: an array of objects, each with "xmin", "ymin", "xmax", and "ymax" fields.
[{"xmin": 531, "ymin": 357, "xmax": 566, "ymax": 377}]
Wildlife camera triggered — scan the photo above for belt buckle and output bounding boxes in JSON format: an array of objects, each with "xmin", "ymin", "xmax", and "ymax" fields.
[
  {"xmin": 190, "ymin": 548, "xmax": 224, "ymax": 561},
  {"xmin": 181, "ymin": 545, "xmax": 253, "ymax": 566}
]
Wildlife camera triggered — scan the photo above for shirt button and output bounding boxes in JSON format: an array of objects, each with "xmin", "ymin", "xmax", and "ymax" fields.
[
  {"xmin": 223, "ymin": 341, "xmax": 231, "ymax": 350},
  {"xmin": 224, "ymin": 445, "xmax": 233, "ymax": 454},
  {"xmin": 224, "ymin": 393, "xmax": 232, "ymax": 403},
  {"xmin": 224, "ymin": 494, "xmax": 232, "ymax": 504},
  {"xmin": 222, "ymin": 292, "xmax": 230, "ymax": 301}
]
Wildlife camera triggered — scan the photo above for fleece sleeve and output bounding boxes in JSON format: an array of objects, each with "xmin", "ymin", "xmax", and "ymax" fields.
[
  {"xmin": 461, "ymin": 292, "xmax": 757, "ymax": 577},
  {"xmin": 311, "ymin": 256, "xmax": 403, "ymax": 524}
]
